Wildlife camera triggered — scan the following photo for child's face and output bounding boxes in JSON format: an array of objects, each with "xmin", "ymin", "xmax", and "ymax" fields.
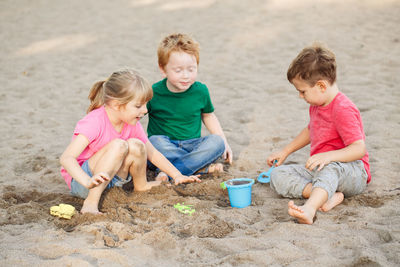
[
  {"xmin": 160, "ymin": 51, "xmax": 198, "ymax": 92},
  {"xmin": 291, "ymin": 78, "xmax": 329, "ymax": 106},
  {"xmin": 118, "ymin": 97, "xmax": 148, "ymax": 125}
]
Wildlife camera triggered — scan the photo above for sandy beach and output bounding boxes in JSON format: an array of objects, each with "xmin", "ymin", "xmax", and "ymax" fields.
[{"xmin": 1, "ymin": 0, "xmax": 400, "ymax": 265}]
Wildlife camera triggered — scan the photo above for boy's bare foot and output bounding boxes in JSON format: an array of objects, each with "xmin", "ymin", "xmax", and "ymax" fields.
[
  {"xmin": 288, "ymin": 200, "xmax": 316, "ymax": 225},
  {"xmin": 155, "ymin": 172, "xmax": 168, "ymax": 182},
  {"xmin": 319, "ymin": 192, "xmax": 344, "ymax": 212},
  {"xmin": 197, "ymin": 163, "xmax": 224, "ymax": 174},
  {"xmin": 81, "ymin": 201, "xmax": 102, "ymax": 215},
  {"xmin": 209, "ymin": 163, "xmax": 224, "ymax": 173}
]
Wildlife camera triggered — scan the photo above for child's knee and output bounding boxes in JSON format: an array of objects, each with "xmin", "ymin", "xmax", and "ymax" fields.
[
  {"xmin": 270, "ymin": 168, "xmax": 284, "ymax": 193},
  {"xmin": 109, "ymin": 138, "xmax": 129, "ymax": 157},
  {"xmin": 127, "ymin": 138, "xmax": 146, "ymax": 158},
  {"xmin": 270, "ymin": 167, "xmax": 302, "ymax": 198}
]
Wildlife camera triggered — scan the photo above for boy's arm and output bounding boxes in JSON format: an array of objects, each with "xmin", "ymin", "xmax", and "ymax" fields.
[
  {"xmin": 201, "ymin": 112, "xmax": 233, "ymax": 164},
  {"xmin": 60, "ymin": 134, "xmax": 110, "ymax": 189},
  {"xmin": 267, "ymin": 127, "xmax": 310, "ymax": 166},
  {"xmin": 306, "ymin": 139, "xmax": 366, "ymax": 171},
  {"xmin": 145, "ymin": 141, "xmax": 201, "ymax": 184}
]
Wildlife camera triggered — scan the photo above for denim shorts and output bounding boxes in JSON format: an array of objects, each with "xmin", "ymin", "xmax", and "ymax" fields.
[{"xmin": 70, "ymin": 160, "xmax": 132, "ymax": 199}]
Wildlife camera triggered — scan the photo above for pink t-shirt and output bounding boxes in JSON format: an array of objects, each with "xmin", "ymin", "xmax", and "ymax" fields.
[
  {"xmin": 61, "ymin": 106, "xmax": 148, "ymax": 189},
  {"xmin": 308, "ymin": 92, "xmax": 371, "ymax": 183}
]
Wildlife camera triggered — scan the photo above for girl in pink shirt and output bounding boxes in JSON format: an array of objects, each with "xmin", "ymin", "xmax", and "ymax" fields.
[{"xmin": 60, "ymin": 69, "xmax": 200, "ymax": 214}]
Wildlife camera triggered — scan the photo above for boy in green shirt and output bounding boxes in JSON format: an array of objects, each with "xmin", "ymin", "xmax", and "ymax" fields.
[{"xmin": 147, "ymin": 33, "xmax": 232, "ymax": 179}]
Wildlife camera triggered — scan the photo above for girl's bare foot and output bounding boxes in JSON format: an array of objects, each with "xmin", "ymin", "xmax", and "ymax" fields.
[
  {"xmin": 155, "ymin": 172, "xmax": 168, "ymax": 182},
  {"xmin": 81, "ymin": 200, "xmax": 102, "ymax": 214},
  {"xmin": 134, "ymin": 180, "xmax": 162, "ymax": 191},
  {"xmin": 288, "ymin": 200, "xmax": 316, "ymax": 225},
  {"xmin": 319, "ymin": 192, "xmax": 344, "ymax": 212}
]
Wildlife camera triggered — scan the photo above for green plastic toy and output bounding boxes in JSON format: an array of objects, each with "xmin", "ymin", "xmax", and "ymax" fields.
[{"xmin": 174, "ymin": 203, "xmax": 195, "ymax": 215}]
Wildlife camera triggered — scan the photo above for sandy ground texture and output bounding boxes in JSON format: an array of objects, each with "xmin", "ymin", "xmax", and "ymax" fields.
[{"xmin": 1, "ymin": 0, "xmax": 400, "ymax": 266}]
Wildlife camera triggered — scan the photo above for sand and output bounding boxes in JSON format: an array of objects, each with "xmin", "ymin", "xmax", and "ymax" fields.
[{"xmin": 1, "ymin": 0, "xmax": 400, "ymax": 266}]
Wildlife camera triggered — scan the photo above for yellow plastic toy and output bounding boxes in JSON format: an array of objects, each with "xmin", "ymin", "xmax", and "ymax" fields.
[{"xmin": 50, "ymin": 204, "xmax": 76, "ymax": 219}]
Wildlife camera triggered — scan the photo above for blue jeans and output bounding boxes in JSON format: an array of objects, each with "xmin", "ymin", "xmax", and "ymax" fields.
[{"xmin": 148, "ymin": 134, "xmax": 225, "ymax": 176}]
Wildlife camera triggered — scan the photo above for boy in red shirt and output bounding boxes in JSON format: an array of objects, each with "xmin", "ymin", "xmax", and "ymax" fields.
[{"xmin": 267, "ymin": 44, "xmax": 370, "ymax": 224}]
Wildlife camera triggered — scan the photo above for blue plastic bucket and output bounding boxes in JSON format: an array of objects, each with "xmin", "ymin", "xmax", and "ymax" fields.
[{"xmin": 225, "ymin": 178, "xmax": 255, "ymax": 208}]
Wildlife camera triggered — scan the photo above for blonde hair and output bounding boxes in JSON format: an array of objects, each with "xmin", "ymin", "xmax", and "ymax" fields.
[
  {"xmin": 157, "ymin": 33, "xmax": 200, "ymax": 69},
  {"xmin": 287, "ymin": 43, "xmax": 337, "ymax": 86},
  {"xmin": 87, "ymin": 69, "xmax": 153, "ymax": 113}
]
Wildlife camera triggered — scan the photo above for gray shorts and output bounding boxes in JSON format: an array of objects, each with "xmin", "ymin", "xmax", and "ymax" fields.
[{"xmin": 270, "ymin": 160, "xmax": 367, "ymax": 199}]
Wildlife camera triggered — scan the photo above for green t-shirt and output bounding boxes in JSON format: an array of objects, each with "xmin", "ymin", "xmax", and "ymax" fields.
[{"xmin": 147, "ymin": 78, "xmax": 214, "ymax": 140}]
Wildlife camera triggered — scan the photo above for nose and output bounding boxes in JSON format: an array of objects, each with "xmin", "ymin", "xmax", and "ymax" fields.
[
  {"xmin": 182, "ymin": 69, "xmax": 189, "ymax": 78},
  {"xmin": 299, "ymin": 92, "xmax": 304, "ymax": 98},
  {"xmin": 142, "ymin": 105, "xmax": 147, "ymax": 114}
]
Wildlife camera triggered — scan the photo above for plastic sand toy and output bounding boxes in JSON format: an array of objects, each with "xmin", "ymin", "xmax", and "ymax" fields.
[
  {"xmin": 50, "ymin": 204, "xmax": 76, "ymax": 219},
  {"xmin": 174, "ymin": 203, "xmax": 195, "ymax": 215},
  {"xmin": 257, "ymin": 160, "xmax": 277, "ymax": 184}
]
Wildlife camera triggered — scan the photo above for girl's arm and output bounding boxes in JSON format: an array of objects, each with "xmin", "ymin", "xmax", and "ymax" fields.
[
  {"xmin": 267, "ymin": 127, "xmax": 311, "ymax": 166},
  {"xmin": 306, "ymin": 139, "xmax": 366, "ymax": 171},
  {"xmin": 145, "ymin": 141, "xmax": 201, "ymax": 184},
  {"xmin": 60, "ymin": 134, "xmax": 109, "ymax": 188},
  {"xmin": 201, "ymin": 112, "xmax": 233, "ymax": 164}
]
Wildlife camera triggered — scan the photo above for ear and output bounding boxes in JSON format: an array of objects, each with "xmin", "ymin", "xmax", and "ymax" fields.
[
  {"xmin": 316, "ymin": 80, "xmax": 328, "ymax": 92},
  {"xmin": 159, "ymin": 65, "xmax": 167, "ymax": 78},
  {"xmin": 109, "ymin": 99, "xmax": 122, "ymax": 111}
]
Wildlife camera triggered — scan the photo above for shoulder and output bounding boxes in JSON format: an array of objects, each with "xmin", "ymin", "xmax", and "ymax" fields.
[
  {"xmin": 78, "ymin": 107, "xmax": 104, "ymax": 124},
  {"xmin": 191, "ymin": 81, "xmax": 209, "ymax": 91},
  {"xmin": 332, "ymin": 92, "xmax": 361, "ymax": 119},
  {"xmin": 152, "ymin": 79, "xmax": 167, "ymax": 92},
  {"xmin": 189, "ymin": 81, "xmax": 211, "ymax": 98},
  {"xmin": 74, "ymin": 107, "xmax": 105, "ymax": 140}
]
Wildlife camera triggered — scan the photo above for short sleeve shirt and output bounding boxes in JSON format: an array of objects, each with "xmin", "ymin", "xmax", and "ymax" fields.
[
  {"xmin": 147, "ymin": 79, "xmax": 214, "ymax": 140},
  {"xmin": 308, "ymin": 92, "xmax": 370, "ymax": 183},
  {"xmin": 61, "ymin": 106, "xmax": 148, "ymax": 188}
]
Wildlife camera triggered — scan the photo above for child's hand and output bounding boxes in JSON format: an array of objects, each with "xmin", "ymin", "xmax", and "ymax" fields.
[
  {"xmin": 267, "ymin": 150, "xmax": 288, "ymax": 167},
  {"xmin": 306, "ymin": 152, "xmax": 332, "ymax": 171},
  {"xmin": 223, "ymin": 144, "xmax": 233, "ymax": 165},
  {"xmin": 87, "ymin": 172, "xmax": 110, "ymax": 189},
  {"xmin": 173, "ymin": 174, "xmax": 201, "ymax": 185}
]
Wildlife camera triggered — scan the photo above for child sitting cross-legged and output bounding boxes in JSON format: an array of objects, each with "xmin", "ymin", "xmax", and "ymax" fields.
[{"xmin": 147, "ymin": 33, "xmax": 233, "ymax": 179}]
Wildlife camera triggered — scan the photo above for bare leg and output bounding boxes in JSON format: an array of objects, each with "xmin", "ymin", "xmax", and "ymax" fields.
[
  {"xmin": 119, "ymin": 139, "xmax": 161, "ymax": 191},
  {"xmin": 302, "ymin": 183, "xmax": 312, "ymax": 199},
  {"xmin": 288, "ymin": 187, "xmax": 328, "ymax": 225},
  {"xmin": 82, "ymin": 139, "xmax": 128, "ymax": 214},
  {"xmin": 319, "ymin": 192, "xmax": 344, "ymax": 212}
]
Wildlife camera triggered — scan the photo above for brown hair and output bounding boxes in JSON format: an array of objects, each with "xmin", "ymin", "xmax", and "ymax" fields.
[
  {"xmin": 287, "ymin": 43, "xmax": 337, "ymax": 86},
  {"xmin": 157, "ymin": 33, "xmax": 200, "ymax": 69},
  {"xmin": 87, "ymin": 69, "xmax": 153, "ymax": 113}
]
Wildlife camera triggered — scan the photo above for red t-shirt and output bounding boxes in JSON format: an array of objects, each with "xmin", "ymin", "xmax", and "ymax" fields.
[{"xmin": 308, "ymin": 92, "xmax": 371, "ymax": 183}]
